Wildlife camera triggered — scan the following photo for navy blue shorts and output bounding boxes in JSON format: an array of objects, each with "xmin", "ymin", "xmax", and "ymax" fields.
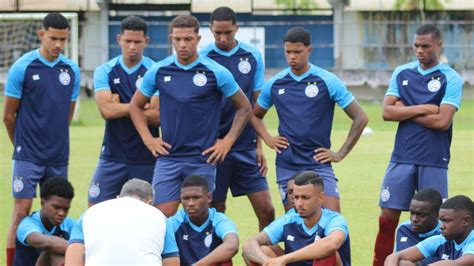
[
  {"xmin": 152, "ymin": 158, "xmax": 216, "ymax": 205},
  {"xmin": 213, "ymin": 149, "xmax": 269, "ymax": 202},
  {"xmin": 12, "ymin": 160, "xmax": 68, "ymax": 198},
  {"xmin": 276, "ymin": 166, "xmax": 340, "ymax": 204},
  {"xmin": 88, "ymin": 159, "xmax": 155, "ymax": 204},
  {"xmin": 379, "ymin": 162, "xmax": 448, "ymax": 210}
]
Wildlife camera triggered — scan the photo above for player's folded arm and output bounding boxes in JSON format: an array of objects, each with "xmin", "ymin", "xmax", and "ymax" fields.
[{"xmin": 26, "ymin": 232, "xmax": 68, "ymax": 254}]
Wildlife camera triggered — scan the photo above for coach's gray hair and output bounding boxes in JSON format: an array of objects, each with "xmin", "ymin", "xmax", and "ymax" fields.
[{"xmin": 119, "ymin": 178, "xmax": 154, "ymax": 202}]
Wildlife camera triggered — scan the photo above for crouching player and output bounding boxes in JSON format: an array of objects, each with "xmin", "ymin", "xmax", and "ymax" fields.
[
  {"xmin": 243, "ymin": 171, "xmax": 350, "ymax": 265},
  {"xmin": 167, "ymin": 175, "xmax": 239, "ymax": 265},
  {"xmin": 14, "ymin": 177, "xmax": 75, "ymax": 266},
  {"xmin": 385, "ymin": 195, "xmax": 474, "ymax": 265}
]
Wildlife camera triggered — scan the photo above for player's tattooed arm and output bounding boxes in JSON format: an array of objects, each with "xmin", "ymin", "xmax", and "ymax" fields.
[
  {"xmin": 251, "ymin": 104, "xmax": 289, "ymax": 154},
  {"xmin": 314, "ymin": 100, "xmax": 368, "ymax": 163},
  {"xmin": 203, "ymin": 89, "xmax": 251, "ymax": 164},
  {"xmin": 3, "ymin": 96, "xmax": 20, "ymax": 144},
  {"xmin": 382, "ymin": 95, "xmax": 439, "ymax": 122},
  {"xmin": 242, "ymin": 232, "xmax": 273, "ymax": 265}
]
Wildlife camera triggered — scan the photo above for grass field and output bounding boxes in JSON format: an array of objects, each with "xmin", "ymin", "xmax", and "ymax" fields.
[{"xmin": 1, "ymin": 97, "xmax": 473, "ymax": 265}]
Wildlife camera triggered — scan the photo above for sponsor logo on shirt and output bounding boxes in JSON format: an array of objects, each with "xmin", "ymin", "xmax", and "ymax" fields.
[
  {"xmin": 441, "ymin": 254, "xmax": 449, "ymax": 260},
  {"xmin": 278, "ymin": 88, "xmax": 285, "ymax": 95},
  {"xmin": 193, "ymin": 72, "xmax": 207, "ymax": 87},
  {"xmin": 32, "ymin": 74, "xmax": 40, "ymax": 81},
  {"xmin": 59, "ymin": 69, "xmax": 71, "ymax": 86},
  {"xmin": 164, "ymin": 76, "xmax": 171, "ymax": 82},
  {"xmin": 287, "ymin": 235, "xmax": 295, "ymax": 241},
  {"xmin": 204, "ymin": 232, "xmax": 213, "ymax": 247},
  {"xmin": 402, "ymin": 80, "xmax": 409, "ymax": 86},
  {"xmin": 427, "ymin": 77, "xmax": 441, "ymax": 92},
  {"xmin": 114, "ymin": 78, "xmax": 121, "ymax": 84},
  {"xmin": 238, "ymin": 58, "xmax": 251, "ymax": 74},
  {"xmin": 400, "ymin": 237, "xmax": 408, "ymax": 242},
  {"xmin": 183, "ymin": 234, "xmax": 188, "ymax": 241},
  {"xmin": 135, "ymin": 75, "xmax": 143, "ymax": 90},
  {"xmin": 305, "ymin": 82, "xmax": 319, "ymax": 98}
]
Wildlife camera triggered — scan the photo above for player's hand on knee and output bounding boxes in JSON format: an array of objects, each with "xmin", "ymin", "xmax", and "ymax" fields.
[
  {"xmin": 314, "ymin": 148, "xmax": 343, "ymax": 163},
  {"xmin": 203, "ymin": 138, "xmax": 233, "ymax": 164},
  {"xmin": 144, "ymin": 137, "xmax": 171, "ymax": 157}
]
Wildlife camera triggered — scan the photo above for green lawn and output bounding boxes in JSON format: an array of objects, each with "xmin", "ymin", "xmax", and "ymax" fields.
[{"xmin": 1, "ymin": 97, "xmax": 473, "ymax": 265}]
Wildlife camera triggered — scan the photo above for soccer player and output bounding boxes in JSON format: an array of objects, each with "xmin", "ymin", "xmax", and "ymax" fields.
[
  {"xmin": 130, "ymin": 15, "xmax": 251, "ymax": 217},
  {"xmin": 242, "ymin": 171, "xmax": 350, "ymax": 265},
  {"xmin": 14, "ymin": 177, "xmax": 75, "ymax": 266},
  {"xmin": 87, "ymin": 16, "xmax": 159, "ymax": 205},
  {"xmin": 200, "ymin": 6, "xmax": 275, "ymax": 230},
  {"xmin": 394, "ymin": 188, "xmax": 442, "ymax": 265},
  {"xmin": 65, "ymin": 179, "xmax": 179, "ymax": 265},
  {"xmin": 167, "ymin": 175, "xmax": 239, "ymax": 265},
  {"xmin": 385, "ymin": 195, "xmax": 474, "ymax": 265},
  {"xmin": 373, "ymin": 24, "xmax": 463, "ymax": 265},
  {"xmin": 251, "ymin": 27, "xmax": 368, "ymax": 213},
  {"xmin": 3, "ymin": 13, "xmax": 80, "ymax": 266}
]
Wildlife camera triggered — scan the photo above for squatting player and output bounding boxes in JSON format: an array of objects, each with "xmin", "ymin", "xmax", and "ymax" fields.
[
  {"xmin": 3, "ymin": 13, "xmax": 80, "ymax": 266},
  {"xmin": 130, "ymin": 15, "xmax": 251, "ymax": 217},
  {"xmin": 200, "ymin": 6, "xmax": 275, "ymax": 230},
  {"xmin": 385, "ymin": 195, "xmax": 474, "ymax": 265},
  {"xmin": 14, "ymin": 177, "xmax": 75, "ymax": 266},
  {"xmin": 167, "ymin": 175, "xmax": 239, "ymax": 265},
  {"xmin": 251, "ymin": 27, "xmax": 368, "ymax": 212},
  {"xmin": 243, "ymin": 171, "xmax": 351, "ymax": 265},
  {"xmin": 373, "ymin": 24, "xmax": 463, "ymax": 265},
  {"xmin": 88, "ymin": 16, "xmax": 159, "ymax": 205},
  {"xmin": 394, "ymin": 188, "xmax": 442, "ymax": 265}
]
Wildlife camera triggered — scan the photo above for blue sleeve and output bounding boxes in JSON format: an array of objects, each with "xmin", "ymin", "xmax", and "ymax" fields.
[
  {"xmin": 262, "ymin": 215, "xmax": 290, "ymax": 245},
  {"xmin": 62, "ymin": 217, "xmax": 76, "ymax": 235},
  {"xmin": 256, "ymin": 81, "xmax": 273, "ymax": 110},
  {"xmin": 213, "ymin": 213, "xmax": 238, "ymax": 239},
  {"xmin": 68, "ymin": 216, "xmax": 84, "ymax": 244},
  {"xmin": 71, "ymin": 64, "xmax": 81, "ymax": 101},
  {"xmin": 415, "ymin": 235, "xmax": 446, "ymax": 259},
  {"xmin": 251, "ymin": 50, "xmax": 265, "ymax": 91},
  {"xmin": 440, "ymin": 71, "xmax": 463, "ymax": 110},
  {"xmin": 17, "ymin": 217, "xmax": 41, "ymax": 246},
  {"xmin": 464, "ymin": 241, "xmax": 474, "ymax": 255},
  {"xmin": 386, "ymin": 71, "xmax": 400, "ymax": 97},
  {"xmin": 324, "ymin": 215, "xmax": 349, "ymax": 240},
  {"xmin": 162, "ymin": 218, "xmax": 179, "ymax": 258},
  {"xmin": 326, "ymin": 74, "xmax": 355, "ymax": 109},
  {"xmin": 5, "ymin": 59, "xmax": 28, "ymax": 99},
  {"xmin": 210, "ymin": 58, "xmax": 239, "ymax": 97},
  {"xmin": 140, "ymin": 64, "xmax": 160, "ymax": 97},
  {"xmin": 93, "ymin": 64, "xmax": 111, "ymax": 92}
]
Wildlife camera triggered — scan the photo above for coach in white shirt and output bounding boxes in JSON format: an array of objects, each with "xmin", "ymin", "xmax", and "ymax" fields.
[{"xmin": 65, "ymin": 179, "xmax": 179, "ymax": 265}]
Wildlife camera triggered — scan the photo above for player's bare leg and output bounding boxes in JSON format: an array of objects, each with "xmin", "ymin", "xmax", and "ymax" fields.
[
  {"xmin": 322, "ymin": 195, "xmax": 341, "ymax": 213},
  {"xmin": 248, "ymin": 190, "xmax": 275, "ymax": 230},
  {"xmin": 155, "ymin": 200, "xmax": 180, "ymax": 217},
  {"xmin": 7, "ymin": 198, "xmax": 33, "ymax": 266},
  {"xmin": 373, "ymin": 207, "xmax": 401, "ymax": 266}
]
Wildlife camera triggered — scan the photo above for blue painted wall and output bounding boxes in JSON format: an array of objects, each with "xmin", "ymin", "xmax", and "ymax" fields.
[{"xmin": 109, "ymin": 14, "xmax": 334, "ymax": 68}]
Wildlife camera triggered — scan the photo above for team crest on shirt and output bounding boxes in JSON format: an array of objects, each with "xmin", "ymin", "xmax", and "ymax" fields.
[
  {"xmin": 305, "ymin": 82, "xmax": 319, "ymax": 98},
  {"xmin": 314, "ymin": 235, "xmax": 321, "ymax": 242},
  {"xmin": 16, "ymin": 146, "xmax": 22, "ymax": 153},
  {"xmin": 193, "ymin": 72, "xmax": 207, "ymax": 87},
  {"xmin": 204, "ymin": 232, "xmax": 213, "ymax": 248},
  {"xmin": 59, "ymin": 69, "xmax": 71, "ymax": 86},
  {"xmin": 135, "ymin": 75, "xmax": 143, "ymax": 90},
  {"xmin": 13, "ymin": 177, "xmax": 24, "ymax": 193},
  {"xmin": 380, "ymin": 187, "xmax": 390, "ymax": 202},
  {"xmin": 89, "ymin": 183, "xmax": 100, "ymax": 198},
  {"xmin": 427, "ymin": 77, "xmax": 441, "ymax": 92},
  {"xmin": 238, "ymin": 58, "xmax": 251, "ymax": 74},
  {"xmin": 279, "ymin": 186, "xmax": 287, "ymax": 202}
]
